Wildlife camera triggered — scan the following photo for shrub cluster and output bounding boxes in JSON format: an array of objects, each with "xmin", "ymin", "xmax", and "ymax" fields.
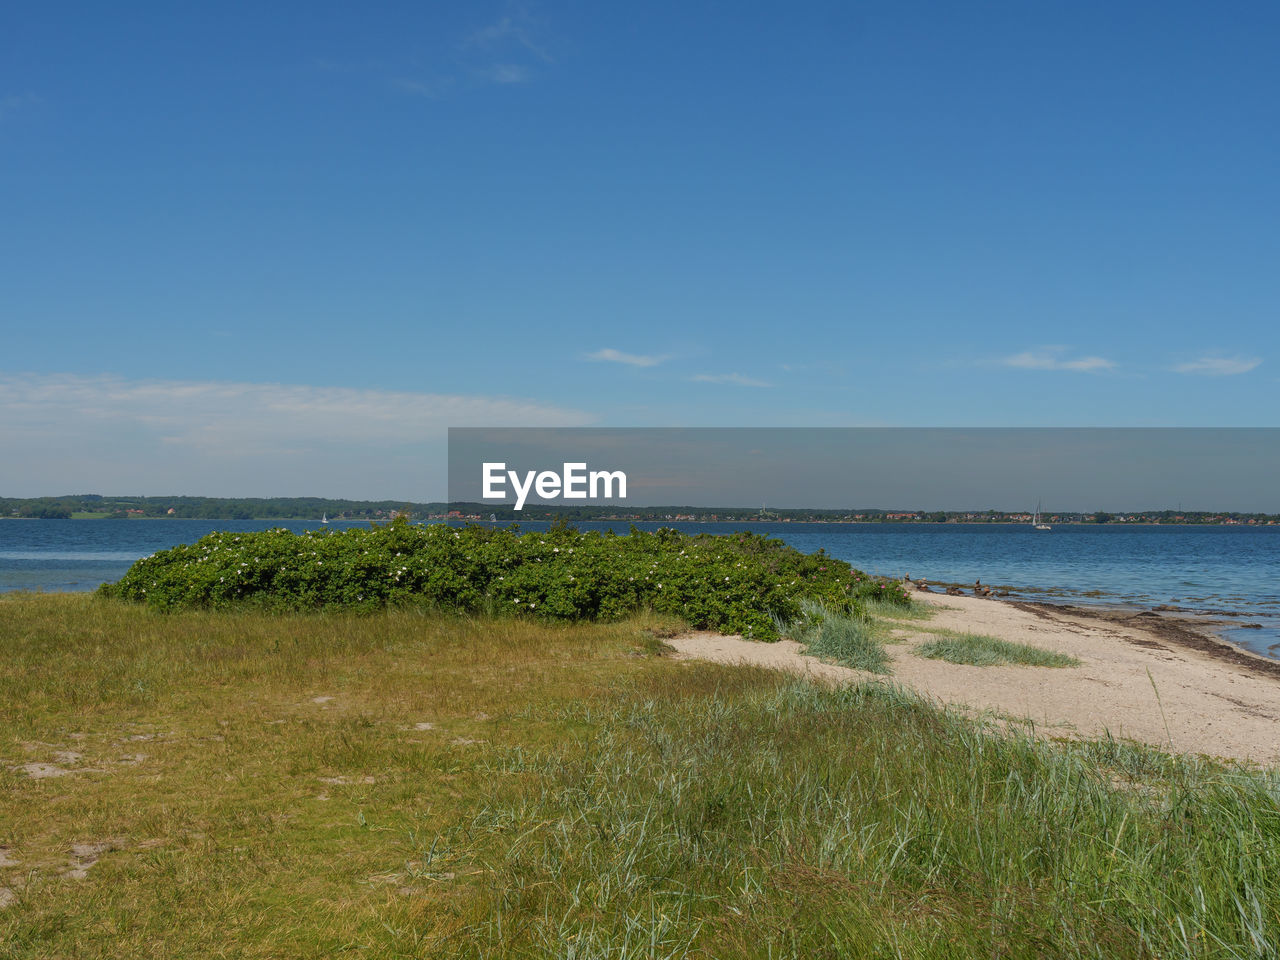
[{"xmin": 100, "ymin": 521, "xmax": 908, "ymax": 639}]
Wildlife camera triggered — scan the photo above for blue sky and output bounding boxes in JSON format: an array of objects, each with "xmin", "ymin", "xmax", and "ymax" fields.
[{"xmin": 2, "ymin": 2, "xmax": 1277, "ymax": 497}]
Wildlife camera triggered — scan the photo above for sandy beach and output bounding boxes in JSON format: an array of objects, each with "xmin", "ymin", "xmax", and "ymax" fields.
[{"xmin": 669, "ymin": 588, "xmax": 1280, "ymax": 765}]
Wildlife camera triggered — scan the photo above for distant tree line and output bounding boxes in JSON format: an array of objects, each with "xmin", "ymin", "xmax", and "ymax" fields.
[
  {"xmin": 0, "ymin": 495, "xmax": 432, "ymax": 521},
  {"xmin": 1, "ymin": 496, "xmax": 1276, "ymax": 524}
]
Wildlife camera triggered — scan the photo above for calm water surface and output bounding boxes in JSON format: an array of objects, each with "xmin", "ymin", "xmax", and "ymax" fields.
[{"xmin": 3, "ymin": 519, "xmax": 1277, "ymax": 658}]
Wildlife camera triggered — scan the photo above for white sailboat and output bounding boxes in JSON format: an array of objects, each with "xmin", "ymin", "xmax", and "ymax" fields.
[
  {"xmin": 1033, "ymin": 501, "xmax": 1051, "ymax": 531},
  {"xmin": 320, "ymin": 513, "xmax": 329, "ymax": 524}
]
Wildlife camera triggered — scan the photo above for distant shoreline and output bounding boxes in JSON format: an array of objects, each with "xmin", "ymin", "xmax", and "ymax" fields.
[
  {"xmin": 3, "ymin": 516, "xmax": 1278, "ymax": 527},
  {"xmin": 4, "ymin": 495, "xmax": 1277, "ymax": 524}
]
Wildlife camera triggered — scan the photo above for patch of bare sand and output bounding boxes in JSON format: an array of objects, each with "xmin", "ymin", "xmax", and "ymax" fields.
[
  {"xmin": 668, "ymin": 590, "xmax": 1280, "ymax": 764},
  {"xmin": 14, "ymin": 762, "xmax": 78, "ymax": 779},
  {"xmin": 65, "ymin": 841, "xmax": 118, "ymax": 880}
]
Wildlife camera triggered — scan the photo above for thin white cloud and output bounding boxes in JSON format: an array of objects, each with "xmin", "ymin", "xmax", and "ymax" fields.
[
  {"xmin": 586, "ymin": 348, "xmax": 666, "ymax": 368},
  {"xmin": 337, "ymin": 8, "xmax": 554, "ymax": 101},
  {"xmin": 1000, "ymin": 349, "xmax": 1115, "ymax": 373},
  {"xmin": 485, "ymin": 64, "xmax": 530, "ymax": 84},
  {"xmin": 462, "ymin": 9, "xmax": 555, "ymax": 86},
  {"xmin": 0, "ymin": 92, "xmax": 41, "ymax": 121},
  {"xmin": 315, "ymin": 58, "xmax": 392, "ymax": 74},
  {"xmin": 468, "ymin": 14, "xmax": 555, "ymax": 63},
  {"xmin": 0, "ymin": 373, "xmax": 593, "ymax": 498},
  {"xmin": 390, "ymin": 76, "xmax": 454, "ymax": 99},
  {"xmin": 690, "ymin": 373, "xmax": 774, "ymax": 388},
  {"xmin": 1172, "ymin": 355, "xmax": 1261, "ymax": 376}
]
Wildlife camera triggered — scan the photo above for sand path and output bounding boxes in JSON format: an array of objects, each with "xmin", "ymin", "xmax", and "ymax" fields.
[{"xmin": 668, "ymin": 590, "xmax": 1280, "ymax": 764}]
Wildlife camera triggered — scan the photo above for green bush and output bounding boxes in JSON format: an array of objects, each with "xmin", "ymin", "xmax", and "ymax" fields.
[{"xmin": 100, "ymin": 521, "xmax": 904, "ymax": 639}]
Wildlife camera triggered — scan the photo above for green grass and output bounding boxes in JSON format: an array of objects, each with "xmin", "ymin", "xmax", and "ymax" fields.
[
  {"xmin": 802, "ymin": 611, "xmax": 891, "ymax": 674},
  {"xmin": 863, "ymin": 596, "xmax": 935, "ymax": 621},
  {"xmin": 915, "ymin": 630, "xmax": 1081, "ymax": 667},
  {"xmin": 780, "ymin": 600, "xmax": 893, "ymax": 673},
  {"xmin": 1, "ymin": 593, "xmax": 1277, "ymax": 958}
]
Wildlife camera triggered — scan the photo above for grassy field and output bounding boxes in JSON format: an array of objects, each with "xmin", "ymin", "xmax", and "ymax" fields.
[{"xmin": 2, "ymin": 594, "xmax": 1279, "ymax": 958}]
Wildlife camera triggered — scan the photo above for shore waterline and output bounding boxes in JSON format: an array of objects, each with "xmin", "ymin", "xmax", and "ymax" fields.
[{"xmin": 3, "ymin": 518, "xmax": 1278, "ymax": 658}]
